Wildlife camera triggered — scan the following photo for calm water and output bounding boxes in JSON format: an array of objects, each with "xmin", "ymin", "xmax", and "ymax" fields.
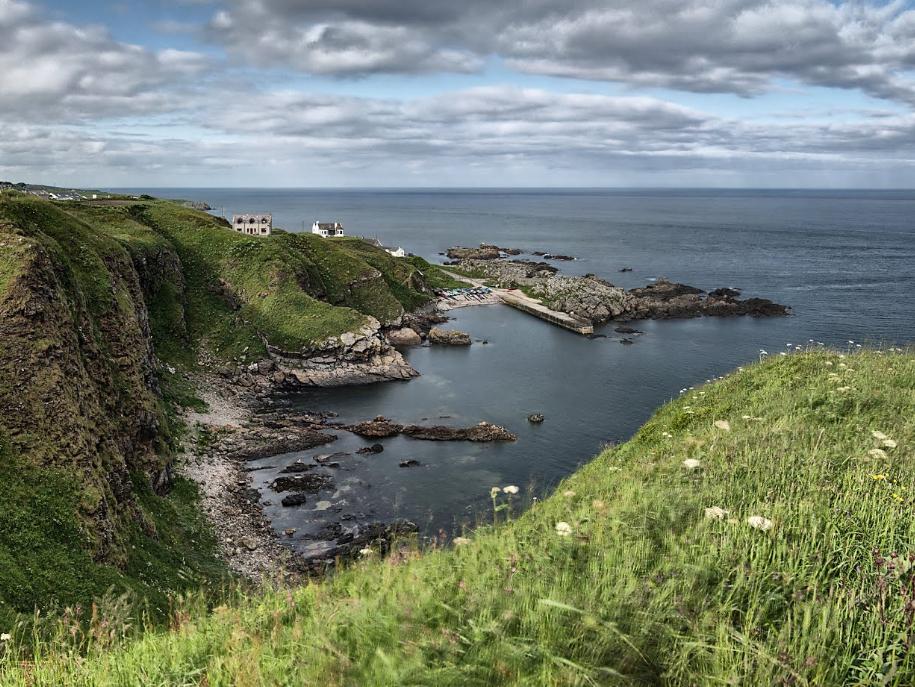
[{"xmin": 118, "ymin": 188, "xmax": 915, "ymax": 545}]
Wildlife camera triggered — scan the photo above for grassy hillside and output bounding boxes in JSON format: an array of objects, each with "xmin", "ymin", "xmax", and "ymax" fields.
[
  {"xmin": 0, "ymin": 193, "xmax": 451, "ymax": 635},
  {"xmin": 3, "ymin": 349, "xmax": 912, "ymax": 685}
]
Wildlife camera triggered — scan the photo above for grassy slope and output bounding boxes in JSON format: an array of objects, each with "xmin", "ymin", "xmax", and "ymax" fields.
[{"xmin": 4, "ymin": 350, "xmax": 913, "ymax": 685}]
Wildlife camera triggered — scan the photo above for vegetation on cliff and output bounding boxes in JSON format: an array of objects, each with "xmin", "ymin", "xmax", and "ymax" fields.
[
  {"xmin": 0, "ymin": 193, "xmax": 450, "ymax": 631},
  {"xmin": 2, "ymin": 349, "xmax": 913, "ymax": 685}
]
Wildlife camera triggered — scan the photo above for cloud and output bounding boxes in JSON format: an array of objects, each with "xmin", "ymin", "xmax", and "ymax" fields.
[
  {"xmin": 209, "ymin": 0, "xmax": 915, "ymax": 104},
  {"xmin": 0, "ymin": 0, "xmax": 210, "ymax": 120}
]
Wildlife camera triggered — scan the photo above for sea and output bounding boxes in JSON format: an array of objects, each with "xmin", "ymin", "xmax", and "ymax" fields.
[{"xmin": 116, "ymin": 188, "xmax": 915, "ymax": 548}]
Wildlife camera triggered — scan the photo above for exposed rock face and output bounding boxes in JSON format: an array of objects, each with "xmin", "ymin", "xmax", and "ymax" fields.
[
  {"xmin": 446, "ymin": 244, "xmax": 520, "ymax": 260},
  {"xmin": 448, "ymin": 258, "xmax": 789, "ymax": 324},
  {"xmin": 269, "ymin": 317, "xmax": 419, "ymax": 387},
  {"xmin": 428, "ymin": 327, "xmax": 472, "ymax": 346},
  {"xmin": 528, "ymin": 413, "xmax": 545, "ymax": 424},
  {"xmin": 531, "ymin": 275, "xmax": 634, "ymax": 323},
  {"xmin": 386, "ymin": 327, "xmax": 422, "ymax": 347},
  {"xmin": 348, "ymin": 416, "xmax": 404, "ymax": 438},
  {"xmin": 401, "ymin": 422, "xmax": 516, "ymax": 441},
  {"xmin": 347, "ymin": 417, "xmax": 516, "ymax": 442},
  {"xmin": 627, "ymin": 279, "xmax": 790, "ymax": 319},
  {"xmin": 271, "ymin": 473, "xmax": 333, "ymax": 494}
]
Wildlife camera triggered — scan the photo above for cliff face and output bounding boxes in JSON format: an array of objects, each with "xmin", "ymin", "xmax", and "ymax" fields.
[
  {"xmin": 0, "ymin": 194, "xmax": 444, "ymax": 619},
  {"xmin": 0, "ymin": 200, "xmax": 169, "ymax": 566}
]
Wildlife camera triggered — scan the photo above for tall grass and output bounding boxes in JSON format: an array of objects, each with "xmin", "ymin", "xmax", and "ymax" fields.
[{"xmin": 2, "ymin": 349, "xmax": 913, "ymax": 685}]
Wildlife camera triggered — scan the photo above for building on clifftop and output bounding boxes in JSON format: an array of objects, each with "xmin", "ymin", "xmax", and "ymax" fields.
[
  {"xmin": 232, "ymin": 213, "xmax": 272, "ymax": 236},
  {"xmin": 311, "ymin": 221, "xmax": 345, "ymax": 237}
]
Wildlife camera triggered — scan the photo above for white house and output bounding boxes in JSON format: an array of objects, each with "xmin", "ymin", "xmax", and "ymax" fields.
[
  {"xmin": 232, "ymin": 214, "xmax": 272, "ymax": 236},
  {"xmin": 312, "ymin": 221, "xmax": 345, "ymax": 237}
]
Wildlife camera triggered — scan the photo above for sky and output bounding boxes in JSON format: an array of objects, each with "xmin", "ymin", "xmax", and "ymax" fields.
[{"xmin": 2, "ymin": 0, "xmax": 915, "ymax": 188}]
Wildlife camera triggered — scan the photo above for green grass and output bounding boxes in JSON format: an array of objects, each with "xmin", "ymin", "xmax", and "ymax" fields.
[
  {"xmin": 3, "ymin": 349, "xmax": 913, "ymax": 685},
  {"xmin": 0, "ymin": 434, "xmax": 229, "ymax": 640}
]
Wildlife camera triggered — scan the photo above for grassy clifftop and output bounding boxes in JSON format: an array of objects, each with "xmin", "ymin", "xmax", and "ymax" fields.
[
  {"xmin": 0, "ymin": 193, "xmax": 452, "ymax": 632},
  {"xmin": 3, "ymin": 350, "xmax": 913, "ymax": 685}
]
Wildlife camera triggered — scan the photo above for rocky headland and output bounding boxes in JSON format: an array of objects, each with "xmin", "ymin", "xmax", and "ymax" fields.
[{"xmin": 450, "ymin": 255, "xmax": 789, "ymax": 324}]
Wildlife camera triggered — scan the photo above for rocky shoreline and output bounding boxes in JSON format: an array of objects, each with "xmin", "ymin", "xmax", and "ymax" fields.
[
  {"xmin": 446, "ymin": 247, "xmax": 789, "ymax": 325},
  {"xmin": 179, "ymin": 363, "xmax": 515, "ymax": 579}
]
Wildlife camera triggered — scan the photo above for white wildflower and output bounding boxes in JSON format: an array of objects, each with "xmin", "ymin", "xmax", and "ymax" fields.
[
  {"xmin": 704, "ymin": 506, "xmax": 728, "ymax": 520},
  {"xmin": 453, "ymin": 537, "xmax": 471, "ymax": 546},
  {"xmin": 882, "ymin": 439, "xmax": 897, "ymax": 449},
  {"xmin": 502, "ymin": 485, "xmax": 520, "ymax": 495},
  {"xmin": 872, "ymin": 431, "xmax": 888, "ymax": 441},
  {"xmin": 868, "ymin": 448, "xmax": 888, "ymax": 460},
  {"xmin": 359, "ymin": 547, "xmax": 374, "ymax": 556},
  {"xmin": 661, "ymin": 431, "xmax": 673, "ymax": 438},
  {"xmin": 682, "ymin": 458, "xmax": 701, "ymax": 470},
  {"xmin": 562, "ymin": 489, "xmax": 576, "ymax": 498},
  {"xmin": 0, "ymin": 633, "xmax": 10, "ymax": 642},
  {"xmin": 490, "ymin": 486, "xmax": 501, "ymax": 499},
  {"xmin": 747, "ymin": 516, "xmax": 774, "ymax": 531},
  {"xmin": 555, "ymin": 522, "xmax": 572, "ymax": 537},
  {"xmin": 714, "ymin": 420, "xmax": 731, "ymax": 431}
]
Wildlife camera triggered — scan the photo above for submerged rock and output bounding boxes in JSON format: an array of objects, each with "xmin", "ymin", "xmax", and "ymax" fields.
[
  {"xmin": 356, "ymin": 443, "xmax": 385, "ymax": 455},
  {"xmin": 527, "ymin": 413, "xmax": 545, "ymax": 424},
  {"xmin": 399, "ymin": 459, "xmax": 421, "ymax": 468}
]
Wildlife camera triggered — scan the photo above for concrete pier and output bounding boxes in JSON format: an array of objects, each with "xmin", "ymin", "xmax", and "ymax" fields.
[{"xmin": 498, "ymin": 291, "xmax": 594, "ymax": 335}]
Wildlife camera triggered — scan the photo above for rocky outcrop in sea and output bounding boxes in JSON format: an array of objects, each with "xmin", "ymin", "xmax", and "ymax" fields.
[{"xmin": 452, "ymin": 256, "xmax": 789, "ymax": 324}]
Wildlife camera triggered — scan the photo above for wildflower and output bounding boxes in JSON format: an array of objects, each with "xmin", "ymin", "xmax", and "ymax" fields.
[
  {"xmin": 490, "ymin": 487, "xmax": 501, "ymax": 499},
  {"xmin": 741, "ymin": 414, "xmax": 751, "ymax": 420},
  {"xmin": 868, "ymin": 448, "xmax": 888, "ymax": 460},
  {"xmin": 661, "ymin": 431, "xmax": 673, "ymax": 438},
  {"xmin": 836, "ymin": 386, "xmax": 851, "ymax": 393},
  {"xmin": 714, "ymin": 420, "xmax": 731, "ymax": 431},
  {"xmin": 824, "ymin": 361, "xmax": 833, "ymax": 367},
  {"xmin": 747, "ymin": 516, "xmax": 774, "ymax": 531},
  {"xmin": 359, "ymin": 547, "xmax": 374, "ymax": 556},
  {"xmin": 562, "ymin": 489, "xmax": 576, "ymax": 498},
  {"xmin": 0, "ymin": 633, "xmax": 10, "ymax": 641},
  {"xmin": 682, "ymin": 458, "xmax": 701, "ymax": 470},
  {"xmin": 883, "ymin": 439, "xmax": 897, "ymax": 449},
  {"xmin": 870, "ymin": 474, "xmax": 887, "ymax": 481},
  {"xmin": 555, "ymin": 522, "xmax": 572, "ymax": 536},
  {"xmin": 591, "ymin": 499, "xmax": 607, "ymax": 511},
  {"xmin": 893, "ymin": 493, "xmax": 904, "ymax": 503},
  {"xmin": 871, "ymin": 431, "xmax": 888, "ymax": 441},
  {"xmin": 704, "ymin": 506, "xmax": 728, "ymax": 520},
  {"xmin": 502, "ymin": 485, "xmax": 520, "ymax": 495},
  {"xmin": 453, "ymin": 537, "xmax": 471, "ymax": 546}
]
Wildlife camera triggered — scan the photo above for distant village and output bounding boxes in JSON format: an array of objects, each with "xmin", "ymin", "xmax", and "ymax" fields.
[
  {"xmin": 230, "ymin": 213, "xmax": 406, "ymax": 257},
  {"xmin": 0, "ymin": 181, "xmax": 111, "ymax": 201}
]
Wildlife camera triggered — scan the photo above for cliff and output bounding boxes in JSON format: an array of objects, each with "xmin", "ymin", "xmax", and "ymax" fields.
[{"xmin": 0, "ymin": 193, "xmax": 445, "ymax": 625}]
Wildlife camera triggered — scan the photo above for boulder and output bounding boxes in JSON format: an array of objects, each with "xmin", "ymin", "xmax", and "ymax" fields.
[
  {"xmin": 281, "ymin": 493, "xmax": 308, "ymax": 507},
  {"xmin": 428, "ymin": 327, "xmax": 472, "ymax": 346},
  {"xmin": 387, "ymin": 327, "xmax": 422, "ymax": 347},
  {"xmin": 527, "ymin": 413, "xmax": 545, "ymax": 424}
]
